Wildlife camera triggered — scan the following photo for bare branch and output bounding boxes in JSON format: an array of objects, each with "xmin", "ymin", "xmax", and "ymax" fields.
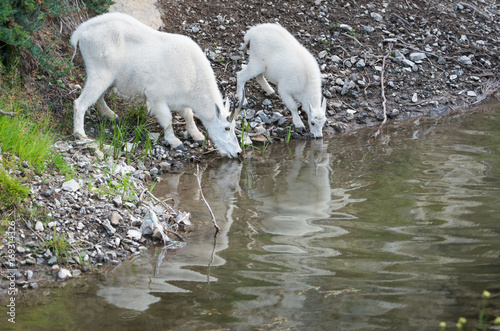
[
  {"xmin": 194, "ymin": 164, "xmax": 220, "ymax": 234},
  {"xmin": 0, "ymin": 109, "xmax": 16, "ymax": 117},
  {"xmin": 372, "ymin": 44, "xmax": 393, "ymax": 139}
]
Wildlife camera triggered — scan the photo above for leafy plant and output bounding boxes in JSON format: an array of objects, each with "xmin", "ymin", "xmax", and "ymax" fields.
[
  {"xmin": 44, "ymin": 229, "xmax": 71, "ymax": 262},
  {"xmin": 0, "ymin": 0, "xmax": 113, "ymax": 77}
]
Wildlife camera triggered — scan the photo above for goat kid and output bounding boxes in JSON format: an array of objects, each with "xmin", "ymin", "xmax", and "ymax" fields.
[
  {"xmin": 237, "ymin": 23, "xmax": 327, "ymax": 138},
  {"xmin": 71, "ymin": 12, "xmax": 241, "ymax": 158}
]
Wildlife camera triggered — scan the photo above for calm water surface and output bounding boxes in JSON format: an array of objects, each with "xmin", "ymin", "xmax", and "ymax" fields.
[{"xmin": 5, "ymin": 104, "xmax": 500, "ymax": 330}]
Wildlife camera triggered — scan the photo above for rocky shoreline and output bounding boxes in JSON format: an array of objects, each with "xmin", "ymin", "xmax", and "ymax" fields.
[{"xmin": 1, "ymin": 139, "xmax": 194, "ymax": 295}]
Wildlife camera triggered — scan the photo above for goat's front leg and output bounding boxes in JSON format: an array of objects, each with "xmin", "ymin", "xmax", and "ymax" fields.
[
  {"xmin": 279, "ymin": 91, "xmax": 305, "ymax": 131},
  {"xmin": 180, "ymin": 107, "xmax": 205, "ymax": 145},
  {"xmin": 150, "ymin": 102, "xmax": 184, "ymax": 150}
]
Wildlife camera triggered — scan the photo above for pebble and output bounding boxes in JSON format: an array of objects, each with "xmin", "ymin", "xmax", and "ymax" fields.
[
  {"xmin": 412, "ymin": 93, "xmax": 418, "ymax": 103},
  {"xmin": 35, "ymin": 221, "xmax": 44, "ymax": 232},
  {"xmin": 457, "ymin": 55, "xmax": 472, "ymax": 66},
  {"xmin": 409, "ymin": 53, "xmax": 427, "ymax": 61},
  {"xmin": 110, "ymin": 211, "xmax": 123, "ymax": 226},
  {"xmin": 62, "ymin": 179, "xmax": 80, "ymax": 192},
  {"xmin": 370, "ymin": 12, "xmax": 383, "ymax": 22},
  {"xmin": 58, "ymin": 269, "xmax": 72, "ymax": 281}
]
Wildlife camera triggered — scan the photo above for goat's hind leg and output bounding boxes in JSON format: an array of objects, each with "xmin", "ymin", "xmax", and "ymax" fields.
[
  {"xmin": 95, "ymin": 95, "xmax": 118, "ymax": 122},
  {"xmin": 73, "ymin": 72, "xmax": 114, "ymax": 139},
  {"xmin": 236, "ymin": 62, "xmax": 265, "ymax": 107},
  {"xmin": 255, "ymin": 74, "xmax": 276, "ymax": 97}
]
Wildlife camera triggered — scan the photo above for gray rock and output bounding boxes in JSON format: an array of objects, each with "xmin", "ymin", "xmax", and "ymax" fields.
[
  {"xmin": 58, "ymin": 268, "xmax": 72, "ymax": 281},
  {"xmin": 457, "ymin": 55, "xmax": 472, "ymax": 65},
  {"xmin": 110, "ymin": 211, "xmax": 123, "ymax": 226},
  {"xmin": 160, "ymin": 162, "xmax": 171, "ymax": 172},
  {"xmin": 339, "ymin": 24, "xmax": 353, "ymax": 31},
  {"xmin": 370, "ymin": 12, "xmax": 383, "ymax": 22},
  {"xmin": 102, "ymin": 220, "xmax": 116, "ymax": 235},
  {"xmin": 269, "ymin": 112, "xmax": 283, "ymax": 124},
  {"xmin": 412, "ymin": 93, "xmax": 418, "ymax": 103},
  {"xmin": 318, "ymin": 50, "xmax": 328, "ymax": 59},
  {"xmin": 62, "ymin": 179, "xmax": 80, "ymax": 192},
  {"xmin": 409, "ymin": 53, "xmax": 427, "ymax": 61},
  {"xmin": 402, "ymin": 59, "xmax": 416, "ymax": 68},
  {"xmin": 330, "ymin": 55, "xmax": 342, "ymax": 63},
  {"xmin": 356, "ymin": 59, "xmax": 365, "ymax": 68},
  {"xmin": 363, "ymin": 26, "xmax": 375, "ymax": 33},
  {"xmin": 48, "ymin": 256, "xmax": 57, "ymax": 265},
  {"xmin": 26, "ymin": 270, "xmax": 33, "ymax": 280},
  {"xmin": 112, "ymin": 195, "xmax": 123, "ymax": 208},
  {"xmin": 127, "ymin": 229, "xmax": 142, "ymax": 241}
]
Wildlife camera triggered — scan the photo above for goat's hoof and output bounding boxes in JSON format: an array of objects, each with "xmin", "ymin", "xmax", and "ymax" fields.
[
  {"xmin": 195, "ymin": 140, "xmax": 205, "ymax": 147},
  {"xmin": 268, "ymin": 92, "xmax": 277, "ymax": 98},
  {"xmin": 294, "ymin": 126, "xmax": 306, "ymax": 133},
  {"xmin": 73, "ymin": 132, "xmax": 89, "ymax": 140},
  {"xmin": 174, "ymin": 144, "xmax": 186, "ymax": 151}
]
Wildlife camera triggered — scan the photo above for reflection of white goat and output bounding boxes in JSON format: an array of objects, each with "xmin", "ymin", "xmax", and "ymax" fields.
[
  {"xmin": 237, "ymin": 23, "xmax": 327, "ymax": 138},
  {"xmin": 70, "ymin": 12, "xmax": 241, "ymax": 158}
]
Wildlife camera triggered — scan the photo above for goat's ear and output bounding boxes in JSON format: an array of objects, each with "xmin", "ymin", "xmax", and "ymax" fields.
[
  {"xmin": 215, "ymin": 103, "xmax": 221, "ymax": 118},
  {"xmin": 321, "ymin": 98, "xmax": 327, "ymax": 111},
  {"xmin": 224, "ymin": 97, "xmax": 231, "ymax": 113}
]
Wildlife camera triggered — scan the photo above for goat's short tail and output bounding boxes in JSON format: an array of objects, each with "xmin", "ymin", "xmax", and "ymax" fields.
[
  {"xmin": 239, "ymin": 38, "xmax": 250, "ymax": 51},
  {"xmin": 69, "ymin": 31, "xmax": 80, "ymax": 62}
]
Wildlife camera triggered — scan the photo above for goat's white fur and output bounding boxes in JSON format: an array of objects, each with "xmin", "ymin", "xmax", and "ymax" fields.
[
  {"xmin": 70, "ymin": 12, "xmax": 241, "ymax": 158},
  {"xmin": 237, "ymin": 23, "xmax": 327, "ymax": 138}
]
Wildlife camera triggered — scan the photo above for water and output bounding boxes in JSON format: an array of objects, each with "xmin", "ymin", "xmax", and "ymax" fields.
[{"xmin": 4, "ymin": 104, "xmax": 500, "ymax": 330}]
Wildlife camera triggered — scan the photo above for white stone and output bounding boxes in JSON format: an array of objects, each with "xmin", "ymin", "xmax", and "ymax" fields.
[
  {"xmin": 58, "ymin": 268, "xmax": 72, "ymax": 281},
  {"xmin": 412, "ymin": 93, "xmax": 418, "ymax": 103},
  {"xmin": 62, "ymin": 179, "xmax": 80, "ymax": 192},
  {"xmin": 35, "ymin": 221, "xmax": 44, "ymax": 231},
  {"xmin": 127, "ymin": 229, "xmax": 142, "ymax": 241}
]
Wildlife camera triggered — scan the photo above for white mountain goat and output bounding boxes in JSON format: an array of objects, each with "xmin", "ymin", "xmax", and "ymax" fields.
[
  {"xmin": 236, "ymin": 23, "xmax": 327, "ymax": 138},
  {"xmin": 70, "ymin": 12, "xmax": 241, "ymax": 158}
]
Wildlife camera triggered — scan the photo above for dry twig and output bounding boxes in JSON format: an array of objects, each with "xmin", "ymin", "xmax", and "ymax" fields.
[
  {"xmin": 0, "ymin": 109, "xmax": 16, "ymax": 117},
  {"xmin": 194, "ymin": 164, "xmax": 220, "ymax": 234},
  {"xmin": 371, "ymin": 44, "xmax": 392, "ymax": 139},
  {"xmin": 456, "ymin": 2, "xmax": 493, "ymax": 21}
]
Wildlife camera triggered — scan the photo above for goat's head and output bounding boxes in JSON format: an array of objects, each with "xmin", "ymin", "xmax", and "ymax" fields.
[
  {"xmin": 308, "ymin": 98, "xmax": 327, "ymax": 138},
  {"xmin": 205, "ymin": 98, "xmax": 242, "ymax": 158}
]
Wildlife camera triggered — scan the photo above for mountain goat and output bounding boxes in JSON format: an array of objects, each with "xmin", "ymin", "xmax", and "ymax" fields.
[
  {"xmin": 70, "ymin": 12, "xmax": 241, "ymax": 158},
  {"xmin": 236, "ymin": 23, "xmax": 327, "ymax": 138}
]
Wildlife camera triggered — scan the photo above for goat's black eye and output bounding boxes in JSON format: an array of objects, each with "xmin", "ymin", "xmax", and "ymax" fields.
[
  {"xmin": 225, "ymin": 127, "xmax": 230, "ymax": 131},
  {"xmin": 311, "ymin": 122, "xmax": 316, "ymax": 126}
]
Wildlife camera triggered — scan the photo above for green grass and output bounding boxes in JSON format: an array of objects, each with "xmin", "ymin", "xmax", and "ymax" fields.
[
  {"xmin": 0, "ymin": 102, "xmax": 74, "ymax": 210},
  {"xmin": 0, "ymin": 168, "xmax": 31, "ymax": 208},
  {"xmin": 95, "ymin": 102, "xmax": 158, "ymax": 164},
  {"xmin": 43, "ymin": 229, "xmax": 72, "ymax": 264}
]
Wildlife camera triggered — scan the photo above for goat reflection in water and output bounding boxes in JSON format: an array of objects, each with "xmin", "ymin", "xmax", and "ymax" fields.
[{"xmin": 96, "ymin": 140, "xmax": 354, "ymax": 312}]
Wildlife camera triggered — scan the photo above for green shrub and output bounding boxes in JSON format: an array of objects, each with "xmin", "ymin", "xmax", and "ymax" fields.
[{"xmin": 0, "ymin": 0, "xmax": 114, "ymax": 77}]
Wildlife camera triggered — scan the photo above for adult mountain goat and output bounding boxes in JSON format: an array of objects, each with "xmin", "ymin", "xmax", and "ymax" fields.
[
  {"xmin": 70, "ymin": 13, "xmax": 241, "ymax": 158},
  {"xmin": 237, "ymin": 23, "xmax": 327, "ymax": 138}
]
